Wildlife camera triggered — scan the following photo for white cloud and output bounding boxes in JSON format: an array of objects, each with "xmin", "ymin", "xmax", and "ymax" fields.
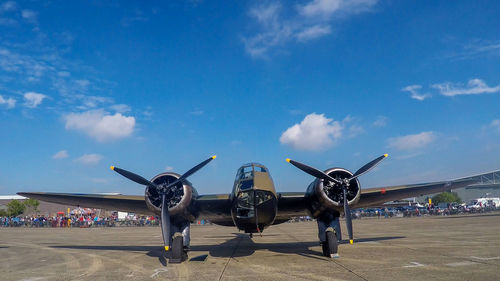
[
  {"xmin": 0, "ymin": 47, "xmax": 52, "ymax": 78},
  {"xmin": 0, "ymin": 95, "xmax": 16, "ymax": 108},
  {"xmin": 387, "ymin": 131, "xmax": 435, "ymax": 151},
  {"xmin": 299, "ymin": 0, "xmax": 342, "ymax": 17},
  {"xmin": 296, "ymin": 25, "xmax": 331, "ymax": 42},
  {"xmin": 23, "ymin": 92, "xmax": 47, "ymax": 108},
  {"xmin": 298, "ymin": 0, "xmax": 377, "ymax": 18},
  {"xmin": 21, "ymin": 9, "xmax": 37, "ymax": 24},
  {"xmin": 74, "ymin": 154, "xmax": 103, "ymax": 165},
  {"xmin": 448, "ymin": 41, "xmax": 500, "ymax": 61},
  {"xmin": 110, "ymin": 104, "xmax": 131, "ymax": 113},
  {"xmin": 244, "ymin": 0, "xmax": 377, "ymax": 57},
  {"xmin": 280, "ymin": 113, "xmax": 343, "ymax": 151},
  {"xmin": 402, "ymin": 85, "xmax": 431, "ymax": 101},
  {"xmin": 165, "ymin": 166, "xmax": 174, "ymax": 171},
  {"xmin": 52, "ymin": 150, "xmax": 69, "ymax": 159},
  {"xmin": 64, "ymin": 109, "xmax": 135, "ymax": 142},
  {"xmin": 432, "ymin": 79, "xmax": 500, "ymax": 97},
  {"xmin": 373, "ymin": 115, "xmax": 388, "ymax": 127},
  {"xmin": 77, "ymin": 95, "xmax": 113, "ymax": 109}
]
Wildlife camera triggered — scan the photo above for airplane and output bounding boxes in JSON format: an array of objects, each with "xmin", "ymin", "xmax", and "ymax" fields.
[{"xmin": 18, "ymin": 154, "xmax": 494, "ymax": 263}]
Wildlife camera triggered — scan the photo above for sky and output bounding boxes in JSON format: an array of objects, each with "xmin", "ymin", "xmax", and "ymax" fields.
[{"xmin": 1, "ymin": 0, "xmax": 500, "ymax": 196}]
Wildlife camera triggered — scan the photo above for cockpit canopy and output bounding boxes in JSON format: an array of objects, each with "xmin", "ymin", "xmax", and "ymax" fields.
[
  {"xmin": 234, "ymin": 163, "xmax": 268, "ymax": 191},
  {"xmin": 235, "ymin": 163, "xmax": 267, "ymax": 181}
]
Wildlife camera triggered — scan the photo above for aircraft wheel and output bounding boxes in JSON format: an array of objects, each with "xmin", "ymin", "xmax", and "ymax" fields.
[
  {"xmin": 169, "ymin": 234, "xmax": 184, "ymax": 263},
  {"xmin": 321, "ymin": 242, "xmax": 329, "ymax": 256},
  {"xmin": 323, "ymin": 231, "xmax": 338, "ymax": 258}
]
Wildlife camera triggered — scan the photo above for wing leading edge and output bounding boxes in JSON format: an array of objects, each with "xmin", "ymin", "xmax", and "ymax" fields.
[
  {"xmin": 17, "ymin": 192, "xmax": 151, "ymax": 214},
  {"xmin": 16, "ymin": 192, "xmax": 233, "ymax": 223}
]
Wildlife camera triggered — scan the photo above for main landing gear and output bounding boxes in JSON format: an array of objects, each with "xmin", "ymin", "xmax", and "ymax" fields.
[
  {"xmin": 164, "ymin": 221, "xmax": 190, "ymax": 264},
  {"xmin": 321, "ymin": 228, "xmax": 339, "ymax": 258},
  {"xmin": 317, "ymin": 215, "xmax": 341, "ymax": 258},
  {"xmin": 168, "ymin": 233, "xmax": 188, "ymax": 263}
]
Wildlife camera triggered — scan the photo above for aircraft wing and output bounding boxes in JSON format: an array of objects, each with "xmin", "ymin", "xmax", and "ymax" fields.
[
  {"xmin": 357, "ymin": 169, "xmax": 500, "ymax": 208},
  {"xmin": 16, "ymin": 192, "xmax": 233, "ymax": 222},
  {"xmin": 195, "ymin": 194, "xmax": 233, "ymax": 226},
  {"xmin": 355, "ymin": 179, "xmax": 475, "ymax": 208},
  {"xmin": 274, "ymin": 180, "xmax": 476, "ymax": 221},
  {"xmin": 273, "ymin": 170, "xmax": 497, "ymax": 220},
  {"xmin": 16, "ymin": 192, "xmax": 152, "ymax": 214}
]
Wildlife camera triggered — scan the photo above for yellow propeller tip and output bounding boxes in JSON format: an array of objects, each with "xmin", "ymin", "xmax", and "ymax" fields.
[
  {"xmin": 350, "ymin": 240, "xmax": 354, "ymax": 245},
  {"xmin": 384, "ymin": 154, "xmax": 388, "ymax": 157},
  {"xmin": 212, "ymin": 155, "xmax": 216, "ymax": 159},
  {"xmin": 110, "ymin": 166, "xmax": 115, "ymax": 171},
  {"xmin": 164, "ymin": 246, "xmax": 169, "ymax": 251},
  {"xmin": 286, "ymin": 158, "xmax": 291, "ymax": 163}
]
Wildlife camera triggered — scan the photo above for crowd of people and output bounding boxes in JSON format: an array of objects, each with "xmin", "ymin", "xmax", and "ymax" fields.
[
  {"xmin": 0, "ymin": 214, "xmax": 160, "ymax": 228},
  {"xmin": 351, "ymin": 204, "xmax": 499, "ymax": 219}
]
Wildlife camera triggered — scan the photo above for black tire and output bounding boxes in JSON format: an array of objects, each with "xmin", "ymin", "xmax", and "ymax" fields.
[
  {"xmin": 322, "ymin": 242, "xmax": 329, "ymax": 257},
  {"xmin": 325, "ymin": 231, "xmax": 338, "ymax": 257},
  {"xmin": 171, "ymin": 234, "xmax": 184, "ymax": 261}
]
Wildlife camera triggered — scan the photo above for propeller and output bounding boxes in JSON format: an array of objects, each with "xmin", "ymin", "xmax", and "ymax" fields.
[
  {"xmin": 349, "ymin": 154, "xmax": 388, "ymax": 181},
  {"xmin": 286, "ymin": 154, "xmax": 388, "ymax": 245},
  {"xmin": 110, "ymin": 155, "xmax": 216, "ymax": 253},
  {"xmin": 286, "ymin": 159, "xmax": 341, "ymax": 185}
]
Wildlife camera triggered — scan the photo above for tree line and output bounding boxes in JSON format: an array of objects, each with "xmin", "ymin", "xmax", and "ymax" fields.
[{"xmin": 0, "ymin": 199, "xmax": 39, "ymax": 217}]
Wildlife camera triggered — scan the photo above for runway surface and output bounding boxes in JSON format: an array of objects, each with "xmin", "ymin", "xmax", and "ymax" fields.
[{"xmin": 1, "ymin": 213, "xmax": 499, "ymax": 281}]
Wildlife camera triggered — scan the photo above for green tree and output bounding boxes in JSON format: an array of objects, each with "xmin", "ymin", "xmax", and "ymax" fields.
[
  {"xmin": 23, "ymin": 198, "xmax": 40, "ymax": 214},
  {"xmin": 432, "ymin": 192, "xmax": 462, "ymax": 205},
  {"xmin": 7, "ymin": 200, "xmax": 25, "ymax": 217},
  {"xmin": 0, "ymin": 209, "xmax": 8, "ymax": 217}
]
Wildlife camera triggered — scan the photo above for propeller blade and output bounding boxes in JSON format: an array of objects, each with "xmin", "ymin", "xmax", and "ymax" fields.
[
  {"xmin": 110, "ymin": 166, "xmax": 156, "ymax": 187},
  {"xmin": 160, "ymin": 193, "xmax": 171, "ymax": 252},
  {"xmin": 349, "ymin": 154, "xmax": 388, "ymax": 181},
  {"xmin": 286, "ymin": 159, "xmax": 341, "ymax": 184},
  {"xmin": 343, "ymin": 188, "xmax": 354, "ymax": 244},
  {"xmin": 165, "ymin": 155, "xmax": 217, "ymax": 190}
]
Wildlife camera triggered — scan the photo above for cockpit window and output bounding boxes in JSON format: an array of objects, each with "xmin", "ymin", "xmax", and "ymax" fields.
[
  {"xmin": 239, "ymin": 179, "xmax": 253, "ymax": 190},
  {"xmin": 238, "ymin": 166, "xmax": 253, "ymax": 179},
  {"xmin": 254, "ymin": 166, "xmax": 267, "ymax": 173}
]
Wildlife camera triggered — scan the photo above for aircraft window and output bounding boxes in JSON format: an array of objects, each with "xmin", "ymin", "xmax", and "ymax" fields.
[
  {"xmin": 237, "ymin": 191, "xmax": 253, "ymax": 208},
  {"xmin": 255, "ymin": 191, "xmax": 272, "ymax": 205},
  {"xmin": 240, "ymin": 166, "xmax": 253, "ymax": 179},
  {"xmin": 239, "ymin": 179, "xmax": 253, "ymax": 190},
  {"xmin": 254, "ymin": 166, "xmax": 267, "ymax": 173},
  {"xmin": 237, "ymin": 190, "xmax": 272, "ymax": 209}
]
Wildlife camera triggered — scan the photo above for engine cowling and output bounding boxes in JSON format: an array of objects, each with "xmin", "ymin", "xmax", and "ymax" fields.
[
  {"xmin": 305, "ymin": 167, "xmax": 361, "ymax": 217},
  {"xmin": 144, "ymin": 172, "xmax": 197, "ymax": 220}
]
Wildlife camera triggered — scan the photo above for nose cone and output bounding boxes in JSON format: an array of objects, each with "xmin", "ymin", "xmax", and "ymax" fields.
[{"xmin": 232, "ymin": 190, "xmax": 277, "ymax": 233}]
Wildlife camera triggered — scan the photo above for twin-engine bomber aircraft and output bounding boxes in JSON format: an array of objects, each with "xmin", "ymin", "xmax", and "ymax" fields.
[{"xmin": 18, "ymin": 155, "xmax": 495, "ymax": 263}]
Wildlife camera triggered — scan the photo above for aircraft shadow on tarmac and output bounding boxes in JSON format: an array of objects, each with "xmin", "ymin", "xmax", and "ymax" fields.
[{"xmin": 50, "ymin": 234, "xmax": 404, "ymax": 261}]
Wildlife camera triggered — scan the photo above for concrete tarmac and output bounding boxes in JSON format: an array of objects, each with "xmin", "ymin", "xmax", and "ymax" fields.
[{"xmin": 1, "ymin": 213, "xmax": 499, "ymax": 281}]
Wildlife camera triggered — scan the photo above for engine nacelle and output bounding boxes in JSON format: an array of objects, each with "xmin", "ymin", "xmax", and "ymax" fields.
[
  {"xmin": 144, "ymin": 172, "xmax": 198, "ymax": 221},
  {"xmin": 305, "ymin": 167, "xmax": 361, "ymax": 218}
]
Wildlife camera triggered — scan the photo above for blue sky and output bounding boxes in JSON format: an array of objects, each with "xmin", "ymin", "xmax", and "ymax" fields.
[{"xmin": 1, "ymin": 0, "xmax": 500, "ymax": 195}]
